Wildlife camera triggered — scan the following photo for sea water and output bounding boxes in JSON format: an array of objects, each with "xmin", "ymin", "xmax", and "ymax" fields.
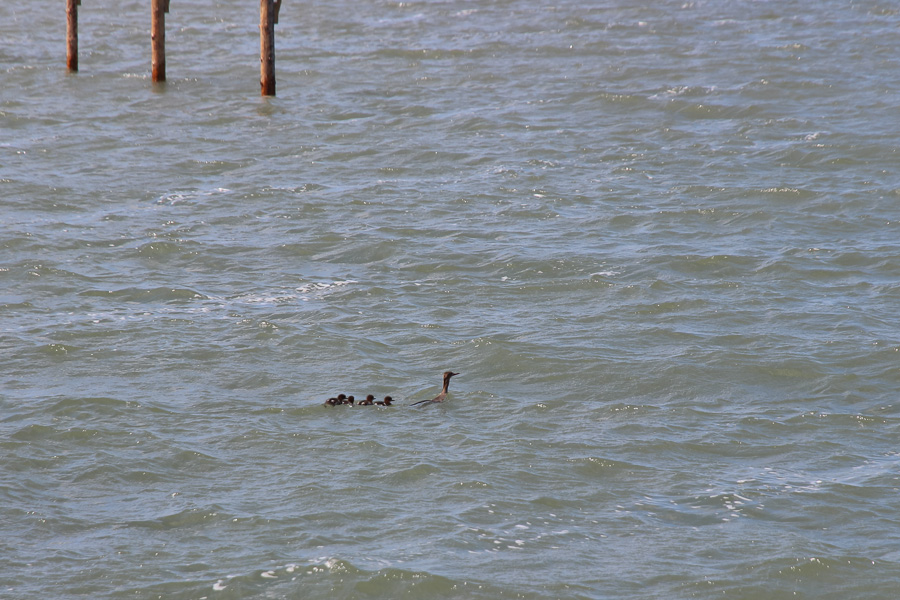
[{"xmin": 3, "ymin": 1, "xmax": 900, "ymax": 598}]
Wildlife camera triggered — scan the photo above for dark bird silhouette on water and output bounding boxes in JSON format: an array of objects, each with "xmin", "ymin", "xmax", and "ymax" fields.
[
  {"xmin": 411, "ymin": 371, "xmax": 459, "ymax": 407},
  {"xmin": 324, "ymin": 393, "xmax": 391, "ymax": 407},
  {"xmin": 324, "ymin": 393, "xmax": 347, "ymax": 407}
]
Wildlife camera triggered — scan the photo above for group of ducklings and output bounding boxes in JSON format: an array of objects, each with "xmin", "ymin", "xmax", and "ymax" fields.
[{"xmin": 323, "ymin": 394, "xmax": 393, "ymax": 407}]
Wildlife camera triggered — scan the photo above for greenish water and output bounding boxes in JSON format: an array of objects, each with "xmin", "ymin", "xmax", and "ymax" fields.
[{"xmin": 3, "ymin": 1, "xmax": 900, "ymax": 598}]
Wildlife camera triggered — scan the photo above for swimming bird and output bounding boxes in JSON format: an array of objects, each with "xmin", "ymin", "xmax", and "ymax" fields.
[
  {"xmin": 343, "ymin": 395, "xmax": 355, "ymax": 406},
  {"xmin": 411, "ymin": 371, "xmax": 459, "ymax": 407},
  {"xmin": 359, "ymin": 395, "xmax": 375, "ymax": 406},
  {"xmin": 375, "ymin": 395, "xmax": 393, "ymax": 406},
  {"xmin": 324, "ymin": 393, "xmax": 346, "ymax": 406}
]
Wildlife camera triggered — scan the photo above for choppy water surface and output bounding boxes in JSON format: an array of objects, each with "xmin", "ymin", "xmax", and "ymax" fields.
[{"xmin": 3, "ymin": 1, "xmax": 900, "ymax": 598}]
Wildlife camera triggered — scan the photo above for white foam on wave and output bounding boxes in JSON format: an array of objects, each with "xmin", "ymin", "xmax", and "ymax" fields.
[
  {"xmin": 296, "ymin": 280, "xmax": 357, "ymax": 296},
  {"xmin": 156, "ymin": 188, "xmax": 232, "ymax": 205},
  {"xmin": 230, "ymin": 280, "xmax": 358, "ymax": 307}
]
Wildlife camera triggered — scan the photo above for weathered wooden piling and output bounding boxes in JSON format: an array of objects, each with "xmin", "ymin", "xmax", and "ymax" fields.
[
  {"xmin": 260, "ymin": 0, "xmax": 282, "ymax": 96},
  {"xmin": 66, "ymin": 0, "xmax": 80, "ymax": 71},
  {"xmin": 151, "ymin": 0, "xmax": 169, "ymax": 82},
  {"xmin": 64, "ymin": 0, "xmax": 288, "ymax": 95}
]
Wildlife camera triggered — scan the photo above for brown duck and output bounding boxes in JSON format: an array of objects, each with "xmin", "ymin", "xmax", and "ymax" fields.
[{"xmin": 411, "ymin": 371, "xmax": 459, "ymax": 407}]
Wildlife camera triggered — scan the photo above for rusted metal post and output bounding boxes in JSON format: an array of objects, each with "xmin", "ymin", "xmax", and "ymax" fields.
[
  {"xmin": 151, "ymin": 0, "xmax": 168, "ymax": 82},
  {"xmin": 66, "ymin": 0, "xmax": 80, "ymax": 71},
  {"xmin": 260, "ymin": 0, "xmax": 281, "ymax": 96}
]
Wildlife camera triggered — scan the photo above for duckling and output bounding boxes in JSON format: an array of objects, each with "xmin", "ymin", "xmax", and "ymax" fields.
[
  {"xmin": 376, "ymin": 395, "xmax": 393, "ymax": 406},
  {"xmin": 323, "ymin": 393, "xmax": 346, "ymax": 407},
  {"xmin": 359, "ymin": 394, "xmax": 375, "ymax": 406}
]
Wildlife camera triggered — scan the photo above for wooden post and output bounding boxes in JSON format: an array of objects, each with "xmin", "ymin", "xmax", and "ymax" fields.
[
  {"xmin": 66, "ymin": 0, "xmax": 80, "ymax": 71},
  {"xmin": 151, "ymin": 0, "xmax": 167, "ymax": 82},
  {"xmin": 260, "ymin": 0, "xmax": 281, "ymax": 96}
]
